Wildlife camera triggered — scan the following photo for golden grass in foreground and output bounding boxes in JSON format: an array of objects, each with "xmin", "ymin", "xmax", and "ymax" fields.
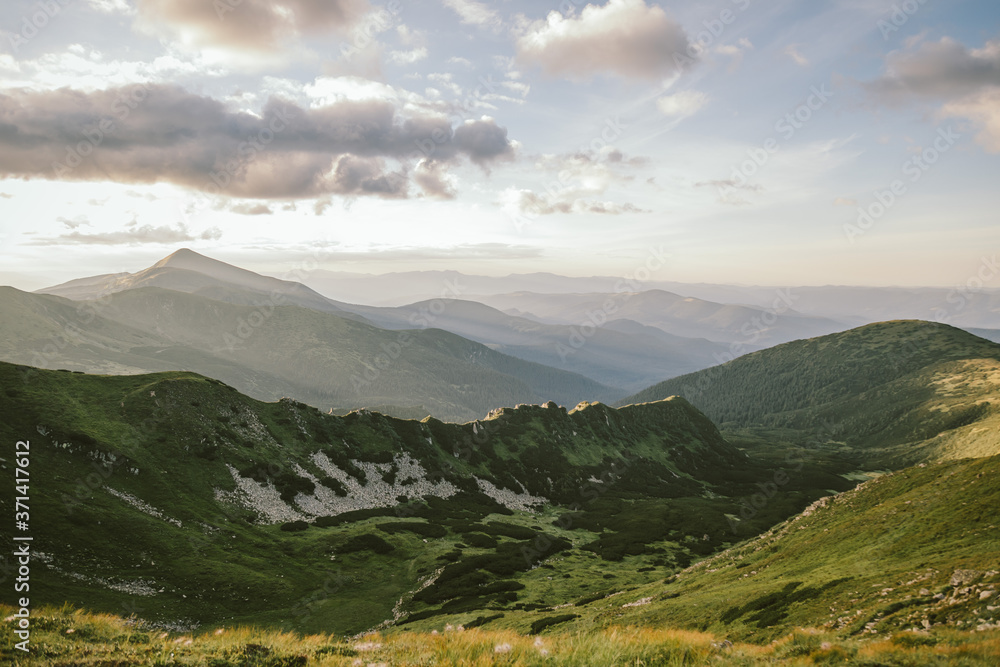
[{"xmin": 2, "ymin": 605, "xmax": 999, "ymax": 666}]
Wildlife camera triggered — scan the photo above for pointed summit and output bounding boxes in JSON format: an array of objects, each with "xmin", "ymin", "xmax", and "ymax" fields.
[{"xmin": 153, "ymin": 248, "xmax": 227, "ymax": 272}]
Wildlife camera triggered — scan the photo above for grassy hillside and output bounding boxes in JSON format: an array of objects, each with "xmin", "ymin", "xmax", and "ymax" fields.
[
  {"xmin": 0, "ymin": 362, "xmax": 845, "ymax": 636},
  {"xmin": 560, "ymin": 454, "xmax": 1000, "ymax": 643},
  {"xmin": 5, "ymin": 605, "xmax": 999, "ymax": 666},
  {"xmin": 0, "ymin": 286, "xmax": 619, "ymax": 422},
  {"xmin": 619, "ymin": 321, "xmax": 1000, "ymax": 464}
]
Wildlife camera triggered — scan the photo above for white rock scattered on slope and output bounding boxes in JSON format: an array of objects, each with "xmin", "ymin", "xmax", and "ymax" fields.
[
  {"xmin": 215, "ymin": 453, "xmax": 461, "ymax": 524},
  {"xmin": 304, "ymin": 451, "xmax": 457, "ymax": 517},
  {"xmin": 215, "ymin": 465, "xmax": 307, "ymax": 524},
  {"xmin": 475, "ymin": 476, "xmax": 547, "ymax": 512},
  {"xmin": 105, "ymin": 488, "xmax": 182, "ymax": 527}
]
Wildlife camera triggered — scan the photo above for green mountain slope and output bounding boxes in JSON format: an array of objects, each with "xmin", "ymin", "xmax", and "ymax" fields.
[
  {"xmin": 618, "ymin": 321, "xmax": 1000, "ymax": 464},
  {"xmin": 0, "ymin": 362, "xmax": 845, "ymax": 635},
  {"xmin": 565, "ymin": 454, "xmax": 1000, "ymax": 642},
  {"xmin": 0, "ymin": 286, "xmax": 619, "ymax": 422}
]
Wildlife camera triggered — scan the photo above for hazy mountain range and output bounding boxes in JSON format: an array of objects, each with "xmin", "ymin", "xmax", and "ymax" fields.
[{"xmin": 297, "ymin": 268, "xmax": 1000, "ymax": 328}]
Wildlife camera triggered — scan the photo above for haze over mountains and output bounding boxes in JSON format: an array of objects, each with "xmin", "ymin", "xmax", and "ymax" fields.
[
  {"xmin": 298, "ymin": 268, "xmax": 1000, "ymax": 327},
  {"xmin": 23, "ymin": 249, "xmax": 1000, "ymax": 421}
]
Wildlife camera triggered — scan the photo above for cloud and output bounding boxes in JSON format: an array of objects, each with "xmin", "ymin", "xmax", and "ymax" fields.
[
  {"xmin": 57, "ymin": 216, "xmax": 90, "ymax": 229},
  {"xmin": 694, "ymin": 179, "xmax": 763, "ymax": 206},
  {"xmin": 499, "ymin": 188, "xmax": 646, "ymax": 216},
  {"xmin": 656, "ymin": 90, "xmax": 708, "ymax": 118},
  {"xmin": 501, "ymin": 147, "xmax": 650, "ymax": 216},
  {"xmin": 387, "ymin": 47, "xmax": 429, "ymax": 65},
  {"xmin": 863, "ymin": 37, "xmax": 1000, "ymax": 152},
  {"xmin": 941, "ymin": 88, "xmax": 1000, "ymax": 153},
  {"xmin": 785, "ymin": 44, "xmax": 809, "ymax": 67},
  {"xmin": 864, "ymin": 37, "xmax": 1000, "ymax": 101},
  {"xmin": 325, "ymin": 155, "xmax": 408, "ymax": 198},
  {"xmin": 136, "ymin": 0, "xmax": 369, "ymax": 52},
  {"xmin": 442, "ymin": 0, "xmax": 500, "ymax": 29},
  {"xmin": 0, "ymin": 84, "xmax": 517, "ymax": 199},
  {"xmin": 29, "ymin": 223, "xmax": 222, "ymax": 246},
  {"xmin": 454, "ymin": 117, "xmax": 518, "ymax": 166},
  {"xmin": 500, "ymin": 148, "xmax": 650, "ymax": 217},
  {"xmin": 833, "ymin": 197, "xmax": 858, "ymax": 206},
  {"xmin": 715, "ymin": 38, "xmax": 753, "ymax": 70},
  {"xmin": 516, "ymin": 0, "xmax": 693, "ymax": 81},
  {"xmin": 87, "ymin": 0, "xmax": 135, "ymax": 15},
  {"xmin": 413, "ymin": 160, "xmax": 457, "ymax": 199},
  {"xmin": 447, "ymin": 56, "xmax": 474, "ymax": 70},
  {"xmin": 230, "ymin": 202, "xmax": 274, "ymax": 215}
]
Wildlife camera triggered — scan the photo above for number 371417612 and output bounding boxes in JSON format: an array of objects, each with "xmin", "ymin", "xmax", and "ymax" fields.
[{"xmin": 15, "ymin": 440, "xmax": 29, "ymax": 520}]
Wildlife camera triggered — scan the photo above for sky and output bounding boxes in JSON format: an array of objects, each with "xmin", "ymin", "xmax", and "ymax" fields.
[{"xmin": 0, "ymin": 0, "xmax": 998, "ymax": 291}]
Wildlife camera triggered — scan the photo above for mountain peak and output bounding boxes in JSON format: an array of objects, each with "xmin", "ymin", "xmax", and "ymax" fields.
[{"xmin": 153, "ymin": 248, "xmax": 217, "ymax": 270}]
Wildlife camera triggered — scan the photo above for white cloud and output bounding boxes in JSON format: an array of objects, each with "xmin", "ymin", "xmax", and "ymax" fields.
[
  {"xmin": 86, "ymin": 0, "xmax": 136, "ymax": 15},
  {"xmin": 941, "ymin": 88, "xmax": 1000, "ymax": 153},
  {"xmin": 785, "ymin": 44, "xmax": 809, "ymax": 67},
  {"xmin": 442, "ymin": 0, "xmax": 500, "ymax": 28},
  {"xmin": 656, "ymin": 90, "xmax": 708, "ymax": 118},
  {"xmin": 387, "ymin": 47, "xmax": 429, "ymax": 65}
]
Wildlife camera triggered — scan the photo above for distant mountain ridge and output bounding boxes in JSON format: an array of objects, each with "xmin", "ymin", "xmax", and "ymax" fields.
[
  {"xmin": 0, "ymin": 285, "xmax": 617, "ymax": 421},
  {"xmin": 292, "ymin": 268, "xmax": 1000, "ymax": 329},
  {"xmin": 34, "ymin": 250, "xmax": 742, "ymax": 392}
]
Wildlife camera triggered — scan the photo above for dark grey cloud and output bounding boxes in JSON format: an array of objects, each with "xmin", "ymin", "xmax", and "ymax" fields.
[
  {"xmin": 863, "ymin": 37, "xmax": 1000, "ymax": 102},
  {"xmin": 454, "ymin": 118, "xmax": 517, "ymax": 166},
  {"xmin": 862, "ymin": 37, "xmax": 1000, "ymax": 152},
  {"xmin": 0, "ymin": 84, "xmax": 516, "ymax": 200},
  {"xmin": 326, "ymin": 155, "xmax": 408, "ymax": 198},
  {"xmin": 137, "ymin": 0, "xmax": 369, "ymax": 51}
]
